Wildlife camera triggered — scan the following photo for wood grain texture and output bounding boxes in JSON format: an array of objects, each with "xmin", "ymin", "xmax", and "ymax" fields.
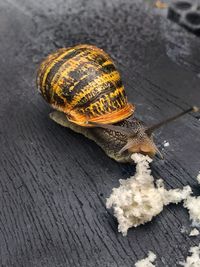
[{"xmin": 0, "ymin": 0, "xmax": 200, "ymax": 266}]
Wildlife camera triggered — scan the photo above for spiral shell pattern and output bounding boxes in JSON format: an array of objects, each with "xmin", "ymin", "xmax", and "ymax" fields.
[{"xmin": 37, "ymin": 44, "xmax": 134, "ymax": 126}]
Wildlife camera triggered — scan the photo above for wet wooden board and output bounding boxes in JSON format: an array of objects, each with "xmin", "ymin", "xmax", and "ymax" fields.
[{"xmin": 0, "ymin": 0, "xmax": 200, "ymax": 266}]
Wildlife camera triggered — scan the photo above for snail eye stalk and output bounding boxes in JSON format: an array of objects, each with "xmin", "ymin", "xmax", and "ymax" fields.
[
  {"xmin": 145, "ymin": 106, "xmax": 199, "ymax": 135},
  {"xmin": 89, "ymin": 106, "xmax": 199, "ymax": 158}
]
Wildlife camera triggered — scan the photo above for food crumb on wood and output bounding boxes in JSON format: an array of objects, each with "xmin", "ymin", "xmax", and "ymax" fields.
[
  {"xmin": 181, "ymin": 226, "xmax": 187, "ymax": 234},
  {"xmin": 163, "ymin": 140, "xmax": 170, "ymax": 147},
  {"xmin": 189, "ymin": 228, "xmax": 199, "ymax": 236},
  {"xmin": 181, "ymin": 171, "xmax": 200, "ymax": 231},
  {"xmin": 183, "ymin": 169, "xmax": 200, "ymax": 227},
  {"xmin": 179, "ymin": 244, "xmax": 200, "ymax": 267},
  {"xmin": 197, "ymin": 172, "xmax": 200, "ymax": 184},
  {"xmin": 135, "ymin": 251, "xmax": 157, "ymax": 267},
  {"xmin": 106, "ymin": 153, "xmax": 191, "ymax": 236},
  {"xmin": 184, "ymin": 196, "xmax": 200, "ymax": 227}
]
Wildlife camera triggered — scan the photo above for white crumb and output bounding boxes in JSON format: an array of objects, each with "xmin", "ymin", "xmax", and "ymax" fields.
[
  {"xmin": 184, "ymin": 196, "xmax": 200, "ymax": 227},
  {"xmin": 106, "ymin": 153, "xmax": 191, "ymax": 236},
  {"xmin": 182, "ymin": 171, "xmax": 200, "ymax": 228},
  {"xmin": 135, "ymin": 251, "xmax": 156, "ymax": 267},
  {"xmin": 189, "ymin": 228, "xmax": 199, "ymax": 236},
  {"xmin": 179, "ymin": 244, "xmax": 200, "ymax": 267},
  {"xmin": 197, "ymin": 172, "xmax": 200, "ymax": 184},
  {"xmin": 181, "ymin": 226, "xmax": 187, "ymax": 234},
  {"xmin": 163, "ymin": 140, "xmax": 170, "ymax": 147},
  {"xmin": 181, "ymin": 171, "xmax": 200, "ymax": 228}
]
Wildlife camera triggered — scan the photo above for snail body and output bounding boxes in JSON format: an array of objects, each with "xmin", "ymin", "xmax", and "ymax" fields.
[
  {"xmin": 49, "ymin": 110, "xmax": 154, "ymax": 163},
  {"xmin": 37, "ymin": 44, "xmax": 198, "ymax": 162}
]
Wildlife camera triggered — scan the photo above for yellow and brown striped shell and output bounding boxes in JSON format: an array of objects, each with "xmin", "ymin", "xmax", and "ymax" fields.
[{"xmin": 37, "ymin": 44, "xmax": 135, "ymax": 126}]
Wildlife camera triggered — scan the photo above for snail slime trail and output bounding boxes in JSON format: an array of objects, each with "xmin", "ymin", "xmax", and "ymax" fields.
[{"xmin": 37, "ymin": 44, "xmax": 199, "ymax": 162}]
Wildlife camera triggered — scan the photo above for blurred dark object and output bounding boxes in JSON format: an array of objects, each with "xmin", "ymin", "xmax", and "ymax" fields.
[{"xmin": 168, "ymin": 1, "xmax": 200, "ymax": 35}]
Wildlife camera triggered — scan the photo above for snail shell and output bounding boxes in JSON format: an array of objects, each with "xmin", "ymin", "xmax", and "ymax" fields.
[{"xmin": 37, "ymin": 44, "xmax": 134, "ymax": 126}]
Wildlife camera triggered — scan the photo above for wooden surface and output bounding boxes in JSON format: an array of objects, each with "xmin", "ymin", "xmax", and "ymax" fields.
[{"xmin": 0, "ymin": 0, "xmax": 200, "ymax": 266}]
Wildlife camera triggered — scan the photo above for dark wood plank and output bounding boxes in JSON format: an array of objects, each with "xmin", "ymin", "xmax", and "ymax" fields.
[{"xmin": 0, "ymin": 0, "xmax": 200, "ymax": 266}]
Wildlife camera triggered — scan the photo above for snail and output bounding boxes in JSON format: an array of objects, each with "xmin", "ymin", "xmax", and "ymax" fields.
[{"xmin": 37, "ymin": 44, "xmax": 199, "ymax": 163}]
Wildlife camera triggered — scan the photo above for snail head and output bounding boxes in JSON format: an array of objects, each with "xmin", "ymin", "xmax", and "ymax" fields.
[{"xmin": 88, "ymin": 106, "xmax": 199, "ymax": 158}]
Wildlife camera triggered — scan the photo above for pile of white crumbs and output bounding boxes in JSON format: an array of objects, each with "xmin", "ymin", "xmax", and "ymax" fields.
[
  {"xmin": 106, "ymin": 153, "xmax": 200, "ymax": 266},
  {"xmin": 179, "ymin": 245, "xmax": 200, "ymax": 267},
  {"xmin": 106, "ymin": 153, "xmax": 191, "ymax": 236},
  {"xmin": 183, "ymin": 170, "xmax": 200, "ymax": 228},
  {"xmin": 135, "ymin": 251, "xmax": 156, "ymax": 267}
]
